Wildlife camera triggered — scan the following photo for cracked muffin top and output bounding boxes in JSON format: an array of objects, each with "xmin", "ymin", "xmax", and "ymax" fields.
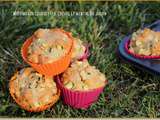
[
  {"xmin": 27, "ymin": 28, "xmax": 72, "ymax": 64},
  {"xmin": 129, "ymin": 28, "xmax": 160, "ymax": 56},
  {"xmin": 71, "ymin": 38, "xmax": 86, "ymax": 61},
  {"xmin": 62, "ymin": 60, "xmax": 106, "ymax": 91},
  {"xmin": 9, "ymin": 67, "xmax": 58, "ymax": 109}
]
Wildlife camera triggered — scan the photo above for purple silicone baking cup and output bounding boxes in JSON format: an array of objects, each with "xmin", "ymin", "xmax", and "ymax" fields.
[
  {"xmin": 56, "ymin": 76, "xmax": 107, "ymax": 109},
  {"xmin": 125, "ymin": 40, "xmax": 160, "ymax": 59}
]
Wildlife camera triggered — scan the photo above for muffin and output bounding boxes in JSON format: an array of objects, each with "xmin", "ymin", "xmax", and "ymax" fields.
[
  {"xmin": 27, "ymin": 28, "xmax": 72, "ymax": 64},
  {"xmin": 56, "ymin": 60, "xmax": 107, "ymax": 109},
  {"xmin": 9, "ymin": 67, "xmax": 60, "ymax": 112},
  {"xmin": 62, "ymin": 60, "xmax": 106, "ymax": 91},
  {"xmin": 21, "ymin": 28, "xmax": 74, "ymax": 76},
  {"xmin": 71, "ymin": 38, "xmax": 86, "ymax": 61},
  {"xmin": 129, "ymin": 28, "xmax": 160, "ymax": 56}
]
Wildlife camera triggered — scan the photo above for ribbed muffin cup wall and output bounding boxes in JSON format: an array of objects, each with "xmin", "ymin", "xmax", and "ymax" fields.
[
  {"xmin": 10, "ymin": 29, "xmax": 75, "ymax": 112},
  {"xmin": 9, "ymin": 72, "xmax": 61, "ymax": 112},
  {"xmin": 56, "ymin": 76, "xmax": 106, "ymax": 109},
  {"xmin": 21, "ymin": 34, "xmax": 74, "ymax": 77},
  {"xmin": 125, "ymin": 40, "xmax": 160, "ymax": 59},
  {"xmin": 10, "ymin": 28, "xmax": 93, "ymax": 112}
]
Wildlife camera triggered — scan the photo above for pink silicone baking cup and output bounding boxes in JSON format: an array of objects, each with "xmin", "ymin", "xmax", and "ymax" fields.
[
  {"xmin": 125, "ymin": 40, "xmax": 160, "ymax": 59},
  {"xmin": 56, "ymin": 76, "xmax": 107, "ymax": 109},
  {"xmin": 78, "ymin": 44, "xmax": 90, "ymax": 61}
]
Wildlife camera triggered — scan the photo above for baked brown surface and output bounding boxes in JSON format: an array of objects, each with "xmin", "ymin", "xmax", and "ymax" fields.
[
  {"xmin": 27, "ymin": 28, "xmax": 72, "ymax": 64},
  {"xmin": 9, "ymin": 67, "xmax": 60, "ymax": 112},
  {"xmin": 129, "ymin": 28, "xmax": 160, "ymax": 56},
  {"xmin": 62, "ymin": 60, "xmax": 106, "ymax": 91}
]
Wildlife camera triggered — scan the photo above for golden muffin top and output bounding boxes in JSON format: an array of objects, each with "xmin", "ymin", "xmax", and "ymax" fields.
[
  {"xmin": 27, "ymin": 28, "xmax": 71, "ymax": 64},
  {"xmin": 71, "ymin": 38, "xmax": 86, "ymax": 61},
  {"xmin": 129, "ymin": 28, "xmax": 160, "ymax": 56},
  {"xmin": 62, "ymin": 60, "xmax": 106, "ymax": 91},
  {"xmin": 10, "ymin": 67, "xmax": 57, "ymax": 108}
]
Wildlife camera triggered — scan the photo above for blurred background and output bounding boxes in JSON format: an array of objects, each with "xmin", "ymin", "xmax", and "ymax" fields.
[{"xmin": 0, "ymin": 1, "xmax": 160, "ymax": 118}]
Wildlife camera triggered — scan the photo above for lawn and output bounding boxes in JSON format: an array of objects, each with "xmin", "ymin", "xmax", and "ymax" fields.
[{"xmin": 0, "ymin": 1, "xmax": 160, "ymax": 118}]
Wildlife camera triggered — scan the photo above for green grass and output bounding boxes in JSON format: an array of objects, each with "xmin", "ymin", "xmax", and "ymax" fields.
[{"xmin": 0, "ymin": 1, "xmax": 160, "ymax": 118}]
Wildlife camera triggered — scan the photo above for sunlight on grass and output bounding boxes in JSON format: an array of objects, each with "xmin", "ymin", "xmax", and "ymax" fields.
[{"xmin": 0, "ymin": 1, "xmax": 160, "ymax": 118}]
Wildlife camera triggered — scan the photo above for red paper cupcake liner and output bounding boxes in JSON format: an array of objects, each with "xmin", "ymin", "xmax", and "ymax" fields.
[
  {"xmin": 56, "ymin": 76, "xmax": 107, "ymax": 109},
  {"xmin": 78, "ymin": 44, "xmax": 90, "ymax": 61},
  {"xmin": 125, "ymin": 40, "xmax": 160, "ymax": 59}
]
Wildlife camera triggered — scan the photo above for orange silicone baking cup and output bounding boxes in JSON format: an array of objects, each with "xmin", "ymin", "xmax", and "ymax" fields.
[
  {"xmin": 9, "ymin": 71, "xmax": 60, "ymax": 112},
  {"xmin": 21, "ymin": 29, "xmax": 74, "ymax": 77}
]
